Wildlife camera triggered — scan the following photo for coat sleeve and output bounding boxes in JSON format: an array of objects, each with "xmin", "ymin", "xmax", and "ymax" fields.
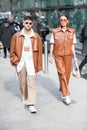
[
  {"xmin": 10, "ymin": 34, "xmax": 19, "ymax": 66},
  {"xmin": 37, "ymin": 34, "xmax": 43, "ymax": 71}
]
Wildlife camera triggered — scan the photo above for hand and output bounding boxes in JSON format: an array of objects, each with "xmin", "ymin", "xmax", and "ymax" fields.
[
  {"xmin": 36, "ymin": 70, "xmax": 43, "ymax": 74},
  {"xmin": 49, "ymin": 56, "xmax": 53, "ymax": 64},
  {"xmin": 74, "ymin": 57, "xmax": 78, "ymax": 62}
]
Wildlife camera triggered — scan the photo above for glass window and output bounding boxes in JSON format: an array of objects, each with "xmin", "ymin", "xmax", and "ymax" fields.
[
  {"xmin": 46, "ymin": 0, "xmax": 58, "ymax": 7},
  {"xmin": 59, "ymin": 0, "xmax": 74, "ymax": 6}
]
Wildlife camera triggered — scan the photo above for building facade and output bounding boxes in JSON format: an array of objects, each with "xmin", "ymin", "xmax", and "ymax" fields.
[{"xmin": 0, "ymin": 0, "xmax": 87, "ymax": 47}]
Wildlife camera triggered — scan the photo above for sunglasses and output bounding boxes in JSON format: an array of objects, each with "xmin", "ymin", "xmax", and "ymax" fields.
[
  {"xmin": 60, "ymin": 19, "xmax": 67, "ymax": 22},
  {"xmin": 25, "ymin": 22, "xmax": 32, "ymax": 25}
]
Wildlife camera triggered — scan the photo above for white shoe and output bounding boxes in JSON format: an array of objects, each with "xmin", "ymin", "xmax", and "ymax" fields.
[
  {"xmin": 23, "ymin": 100, "xmax": 29, "ymax": 105},
  {"xmin": 60, "ymin": 92, "xmax": 65, "ymax": 99},
  {"xmin": 63, "ymin": 96, "xmax": 71, "ymax": 105},
  {"xmin": 28, "ymin": 106, "xmax": 37, "ymax": 113}
]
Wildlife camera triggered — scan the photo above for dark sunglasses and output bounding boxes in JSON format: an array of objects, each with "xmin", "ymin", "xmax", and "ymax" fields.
[{"xmin": 25, "ymin": 22, "xmax": 32, "ymax": 25}]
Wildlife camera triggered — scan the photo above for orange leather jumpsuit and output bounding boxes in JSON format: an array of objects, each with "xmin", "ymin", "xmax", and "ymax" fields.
[{"xmin": 53, "ymin": 27, "xmax": 75, "ymax": 96}]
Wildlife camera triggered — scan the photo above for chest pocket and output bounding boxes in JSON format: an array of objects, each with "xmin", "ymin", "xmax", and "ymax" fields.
[
  {"xmin": 31, "ymin": 38, "xmax": 38, "ymax": 51},
  {"xmin": 67, "ymin": 32, "xmax": 73, "ymax": 40},
  {"xmin": 54, "ymin": 32, "xmax": 63, "ymax": 40}
]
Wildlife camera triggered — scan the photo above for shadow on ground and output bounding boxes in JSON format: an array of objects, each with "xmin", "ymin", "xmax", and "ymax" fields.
[
  {"xmin": 80, "ymin": 73, "xmax": 87, "ymax": 80},
  {"xmin": 4, "ymin": 77, "xmax": 21, "ymax": 99},
  {"xmin": 36, "ymin": 73, "xmax": 61, "ymax": 101}
]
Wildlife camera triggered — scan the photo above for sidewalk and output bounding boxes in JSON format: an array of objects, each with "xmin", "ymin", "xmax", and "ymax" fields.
[{"xmin": 0, "ymin": 50, "xmax": 87, "ymax": 130}]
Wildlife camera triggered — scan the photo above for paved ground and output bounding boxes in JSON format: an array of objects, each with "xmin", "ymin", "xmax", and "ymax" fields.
[{"xmin": 0, "ymin": 50, "xmax": 87, "ymax": 130}]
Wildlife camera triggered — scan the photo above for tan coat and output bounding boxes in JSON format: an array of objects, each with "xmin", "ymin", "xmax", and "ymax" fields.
[{"xmin": 10, "ymin": 31, "xmax": 42, "ymax": 72}]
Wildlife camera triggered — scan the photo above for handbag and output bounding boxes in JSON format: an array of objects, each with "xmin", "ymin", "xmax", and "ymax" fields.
[
  {"xmin": 72, "ymin": 61, "xmax": 80, "ymax": 78},
  {"xmin": 0, "ymin": 41, "xmax": 4, "ymax": 49}
]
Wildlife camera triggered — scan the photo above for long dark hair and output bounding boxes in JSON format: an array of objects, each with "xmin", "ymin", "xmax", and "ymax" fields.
[{"xmin": 59, "ymin": 14, "xmax": 69, "ymax": 20}]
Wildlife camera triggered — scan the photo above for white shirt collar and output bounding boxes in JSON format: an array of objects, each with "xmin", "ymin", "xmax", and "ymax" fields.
[{"xmin": 21, "ymin": 28, "xmax": 35, "ymax": 38}]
